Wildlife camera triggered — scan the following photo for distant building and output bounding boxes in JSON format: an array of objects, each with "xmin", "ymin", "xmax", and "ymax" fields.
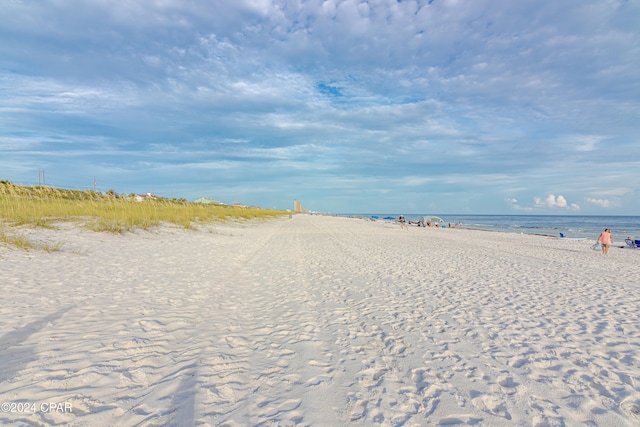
[
  {"xmin": 133, "ymin": 193, "xmax": 158, "ymax": 202},
  {"xmin": 293, "ymin": 199, "xmax": 308, "ymax": 213},
  {"xmin": 193, "ymin": 197, "xmax": 223, "ymax": 205}
]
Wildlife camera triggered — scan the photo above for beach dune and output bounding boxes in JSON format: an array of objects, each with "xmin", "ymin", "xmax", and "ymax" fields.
[{"xmin": 1, "ymin": 215, "xmax": 639, "ymax": 426}]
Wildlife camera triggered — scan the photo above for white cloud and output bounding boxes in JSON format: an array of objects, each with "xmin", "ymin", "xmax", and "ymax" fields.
[
  {"xmin": 572, "ymin": 134, "xmax": 604, "ymax": 152},
  {"xmin": 506, "ymin": 197, "xmax": 536, "ymax": 212},
  {"xmin": 534, "ymin": 195, "xmax": 555, "ymax": 208},
  {"xmin": 512, "ymin": 204, "xmax": 534, "ymax": 212},
  {"xmin": 586, "ymin": 197, "xmax": 611, "ymax": 208},
  {"xmin": 1, "ymin": 1, "xmax": 639, "ymax": 213},
  {"xmin": 533, "ymin": 194, "xmax": 580, "ymax": 210}
]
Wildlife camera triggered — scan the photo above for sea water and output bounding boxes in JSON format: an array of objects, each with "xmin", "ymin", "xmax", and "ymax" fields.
[{"xmin": 339, "ymin": 214, "xmax": 640, "ymax": 241}]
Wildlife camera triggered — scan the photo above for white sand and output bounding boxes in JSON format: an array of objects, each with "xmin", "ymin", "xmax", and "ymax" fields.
[{"xmin": 1, "ymin": 214, "xmax": 639, "ymax": 426}]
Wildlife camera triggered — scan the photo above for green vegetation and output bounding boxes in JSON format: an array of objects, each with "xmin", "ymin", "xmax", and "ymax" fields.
[
  {"xmin": 0, "ymin": 229, "xmax": 64, "ymax": 252},
  {"xmin": 0, "ymin": 181, "xmax": 290, "ymax": 249}
]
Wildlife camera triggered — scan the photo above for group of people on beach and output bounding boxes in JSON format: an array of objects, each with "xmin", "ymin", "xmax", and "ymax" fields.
[
  {"xmin": 397, "ymin": 215, "xmax": 463, "ymax": 230},
  {"xmin": 396, "ymin": 219, "xmax": 620, "ymax": 256},
  {"xmin": 596, "ymin": 228, "xmax": 639, "ymax": 253},
  {"xmin": 398, "ymin": 215, "xmax": 440, "ymax": 229}
]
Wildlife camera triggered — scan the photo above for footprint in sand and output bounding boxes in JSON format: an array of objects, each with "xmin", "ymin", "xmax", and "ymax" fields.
[
  {"xmin": 437, "ymin": 415, "xmax": 484, "ymax": 425},
  {"xmin": 526, "ymin": 394, "xmax": 568, "ymax": 426},
  {"xmin": 357, "ymin": 366, "xmax": 388, "ymax": 389},
  {"xmin": 470, "ymin": 393, "xmax": 511, "ymax": 419},
  {"xmin": 224, "ymin": 335, "xmax": 251, "ymax": 349},
  {"xmin": 348, "ymin": 396, "xmax": 368, "ymax": 421},
  {"xmin": 620, "ymin": 395, "xmax": 640, "ymax": 420},
  {"xmin": 497, "ymin": 375, "xmax": 519, "ymax": 395},
  {"xmin": 138, "ymin": 319, "xmax": 165, "ymax": 332},
  {"xmin": 410, "ymin": 367, "xmax": 429, "ymax": 393}
]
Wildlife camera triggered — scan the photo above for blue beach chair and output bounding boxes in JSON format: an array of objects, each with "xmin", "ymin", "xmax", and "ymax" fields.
[{"xmin": 625, "ymin": 238, "xmax": 639, "ymax": 249}]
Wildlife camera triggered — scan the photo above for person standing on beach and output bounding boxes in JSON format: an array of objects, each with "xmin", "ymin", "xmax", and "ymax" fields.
[
  {"xmin": 398, "ymin": 215, "xmax": 408, "ymax": 230},
  {"xmin": 598, "ymin": 228, "xmax": 613, "ymax": 255}
]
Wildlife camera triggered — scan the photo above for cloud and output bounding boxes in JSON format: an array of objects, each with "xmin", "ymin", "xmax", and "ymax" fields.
[
  {"xmin": 1, "ymin": 1, "xmax": 639, "ymax": 213},
  {"xmin": 535, "ymin": 194, "xmax": 563, "ymax": 208},
  {"xmin": 513, "ymin": 205, "xmax": 534, "ymax": 212},
  {"xmin": 506, "ymin": 197, "xmax": 534, "ymax": 212},
  {"xmin": 532, "ymin": 194, "xmax": 580, "ymax": 211},
  {"xmin": 586, "ymin": 197, "xmax": 611, "ymax": 208},
  {"xmin": 572, "ymin": 134, "xmax": 604, "ymax": 152}
]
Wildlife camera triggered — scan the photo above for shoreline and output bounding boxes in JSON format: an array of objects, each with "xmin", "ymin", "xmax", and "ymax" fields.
[
  {"xmin": 336, "ymin": 213, "xmax": 640, "ymax": 242},
  {"xmin": 2, "ymin": 215, "xmax": 640, "ymax": 426}
]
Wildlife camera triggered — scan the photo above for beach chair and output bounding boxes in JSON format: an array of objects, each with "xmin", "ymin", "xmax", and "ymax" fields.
[{"xmin": 625, "ymin": 239, "xmax": 636, "ymax": 249}]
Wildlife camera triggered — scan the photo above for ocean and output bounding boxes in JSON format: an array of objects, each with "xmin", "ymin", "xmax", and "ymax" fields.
[{"xmin": 338, "ymin": 214, "xmax": 640, "ymax": 241}]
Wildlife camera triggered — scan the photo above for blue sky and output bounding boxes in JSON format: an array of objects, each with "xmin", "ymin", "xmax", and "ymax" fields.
[{"xmin": 1, "ymin": 0, "xmax": 639, "ymax": 214}]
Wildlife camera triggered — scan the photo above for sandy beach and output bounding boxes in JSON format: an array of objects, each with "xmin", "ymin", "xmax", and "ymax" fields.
[{"xmin": 1, "ymin": 214, "xmax": 639, "ymax": 426}]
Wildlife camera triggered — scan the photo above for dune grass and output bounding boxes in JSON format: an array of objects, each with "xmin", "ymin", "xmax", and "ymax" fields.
[
  {"xmin": 0, "ymin": 181, "xmax": 291, "ymax": 249},
  {"xmin": 0, "ymin": 229, "xmax": 64, "ymax": 252}
]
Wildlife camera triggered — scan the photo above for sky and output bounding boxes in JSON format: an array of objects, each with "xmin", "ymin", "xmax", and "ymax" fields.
[{"xmin": 1, "ymin": 0, "xmax": 639, "ymax": 215}]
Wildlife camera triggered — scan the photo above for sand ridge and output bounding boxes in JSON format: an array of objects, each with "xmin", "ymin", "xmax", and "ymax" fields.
[{"xmin": 1, "ymin": 215, "xmax": 639, "ymax": 426}]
